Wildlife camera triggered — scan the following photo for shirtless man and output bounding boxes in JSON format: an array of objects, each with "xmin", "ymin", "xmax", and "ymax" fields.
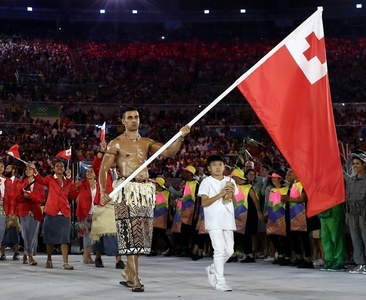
[{"xmin": 99, "ymin": 106, "xmax": 190, "ymax": 292}]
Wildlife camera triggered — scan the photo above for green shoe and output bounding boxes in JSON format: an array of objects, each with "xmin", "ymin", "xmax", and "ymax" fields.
[
  {"xmin": 328, "ymin": 262, "xmax": 346, "ymax": 272},
  {"xmin": 320, "ymin": 261, "xmax": 334, "ymax": 271}
]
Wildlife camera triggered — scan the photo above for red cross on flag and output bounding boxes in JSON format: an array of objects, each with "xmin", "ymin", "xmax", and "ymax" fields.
[
  {"xmin": 237, "ymin": 8, "xmax": 344, "ymax": 217},
  {"xmin": 56, "ymin": 148, "xmax": 72, "ymax": 161},
  {"xmin": 7, "ymin": 144, "xmax": 21, "ymax": 159}
]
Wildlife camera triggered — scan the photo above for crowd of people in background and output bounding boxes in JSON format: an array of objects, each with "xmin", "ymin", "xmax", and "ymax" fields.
[
  {"xmin": 0, "ymin": 22, "xmax": 366, "ymax": 281},
  {"xmin": 0, "ymin": 25, "xmax": 366, "ymax": 105},
  {"xmin": 1, "ymin": 150, "xmax": 365, "ymax": 277}
]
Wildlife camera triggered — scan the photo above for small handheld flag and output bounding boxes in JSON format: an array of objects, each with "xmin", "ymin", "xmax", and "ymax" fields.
[
  {"xmin": 56, "ymin": 148, "xmax": 72, "ymax": 161},
  {"xmin": 100, "ymin": 122, "xmax": 106, "ymax": 142},
  {"xmin": 6, "ymin": 144, "xmax": 27, "ymax": 164}
]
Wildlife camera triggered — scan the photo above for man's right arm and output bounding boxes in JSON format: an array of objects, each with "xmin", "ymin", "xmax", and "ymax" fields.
[
  {"xmin": 99, "ymin": 153, "xmax": 116, "ymax": 195},
  {"xmin": 99, "ymin": 141, "xmax": 118, "ymax": 204},
  {"xmin": 93, "ymin": 140, "xmax": 107, "ymax": 177}
]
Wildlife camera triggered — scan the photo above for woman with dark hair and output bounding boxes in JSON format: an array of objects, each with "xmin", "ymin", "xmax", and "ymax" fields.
[
  {"xmin": 28, "ymin": 160, "xmax": 78, "ymax": 270},
  {"xmin": 15, "ymin": 164, "xmax": 45, "ymax": 265},
  {"xmin": 231, "ymin": 168, "xmax": 264, "ymax": 263},
  {"xmin": 75, "ymin": 167, "xmax": 100, "ymax": 264},
  {"xmin": 265, "ymin": 169, "xmax": 292, "ymax": 265}
]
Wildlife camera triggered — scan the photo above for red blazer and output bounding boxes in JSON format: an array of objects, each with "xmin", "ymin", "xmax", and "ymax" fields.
[
  {"xmin": 75, "ymin": 179, "xmax": 100, "ymax": 219},
  {"xmin": 34, "ymin": 174, "xmax": 78, "ymax": 217},
  {"xmin": 15, "ymin": 178, "xmax": 45, "ymax": 221},
  {"xmin": 4, "ymin": 177, "xmax": 19, "ymax": 215},
  {"xmin": 92, "ymin": 155, "xmax": 114, "ymax": 197}
]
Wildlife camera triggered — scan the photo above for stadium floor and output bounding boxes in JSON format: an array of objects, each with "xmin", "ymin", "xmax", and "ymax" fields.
[{"xmin": 1, "ymin": 250, "xmax": 365, "ymax": 300}]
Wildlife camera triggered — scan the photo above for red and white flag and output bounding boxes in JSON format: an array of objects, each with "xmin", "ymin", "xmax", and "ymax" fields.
[
  {"xmin": 7, "ymin": 144, "xmax": 21, "ymax": 159},
  {"xmin": 237, "ymin": 8, "xmax": 344, "ymax": 216},
  {"xmin": 100, "ymin": 122, "xmax": 106, "ymax": 142},
  {"xmin": 56, "ymin": 148, "xmax": 72, "ymax": 161}
]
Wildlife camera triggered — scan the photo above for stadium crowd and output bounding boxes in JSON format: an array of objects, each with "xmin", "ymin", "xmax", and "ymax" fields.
[{"xmin": 0, "ymin": 23, "xmax": 366, "ymax": 277}]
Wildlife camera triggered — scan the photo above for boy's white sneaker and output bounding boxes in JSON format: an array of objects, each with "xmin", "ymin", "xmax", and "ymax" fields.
[
  {"xmin": 215, "ymin": 282, "xmax": 232, "ymax": 292},
  {"xmin": 205, "ymin": 265, "xmax": 216, "ymax": 288}
]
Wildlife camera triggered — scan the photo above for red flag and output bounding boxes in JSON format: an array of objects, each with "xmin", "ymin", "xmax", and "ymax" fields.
[
  {"xmin": 7, "ymin": 144, "xmax": 21, "ymax": 159},
  {"xmin": 100, "ymin": 122, "xmax": 106, "ymax": 142},
  {"xmin": 237, "ymin": 8, "xmax": 344, "ymax": 216},
  {"xmin": 56, "ymin": 148, "xmax": 72, "ymax": 161}
]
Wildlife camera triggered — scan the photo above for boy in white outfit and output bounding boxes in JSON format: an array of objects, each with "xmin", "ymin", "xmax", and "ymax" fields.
[{"xmin": 198, "ymin": 154, "xmax": 238, "ymax": 292}]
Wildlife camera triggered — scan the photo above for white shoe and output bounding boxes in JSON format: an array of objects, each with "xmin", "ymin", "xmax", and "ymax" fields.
[
  {"xmin": 205, "ymin": 265, "xmax": 216, "ymax": 288},
  {"xmin": 313, "ymin": 259, "xmax": 324, "ymax": 267},
  {"xmin": 349, "ymin": 264, "xmax": 366, "ymax": 274},
  {"xmin": 215, "ymin": 282, "xmax": 232, "ymax": 292},
  {"xmin": 264, "ymin": 256, "xmax": 275, "ymax": 262}
]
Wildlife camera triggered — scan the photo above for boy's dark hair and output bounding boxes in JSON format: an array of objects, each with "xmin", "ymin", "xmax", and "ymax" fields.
[{"xmin": 206, "ymin": 154, "xmax": 225, "ymax": 166}]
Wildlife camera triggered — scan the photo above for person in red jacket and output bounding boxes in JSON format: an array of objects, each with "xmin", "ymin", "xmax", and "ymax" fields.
[
  {"xmin": 0, "ymin": 160, "xmax": 7, "ymax": 260},
  {"xmin": 91, "ymin": 140, "xmax": 125, "ymax": 269},
  {"xmin": 75, "ymin": 166, "xmax": 100, "ymax": 264},
  {"xmin": 28, "ymin": 160, "xmax": 78, "ymax": 270},
  {"xmin": 1, "ymin": 164, "xmax": 20, "ymax": 261},
  {"xmin": 15, "ymin": 165, "xmax": 45, "ymax": 265}
]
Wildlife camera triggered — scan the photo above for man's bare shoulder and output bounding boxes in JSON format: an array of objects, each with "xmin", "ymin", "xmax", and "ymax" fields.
[
  {"xmin": 107, "ymin": 135, "xmax": 124, "ymax": 146},
  {"xmin": 104, "ymin": 135, "xmax": 124, "ymax": 154},
  {"xmin": 107, "ymin": 135, "xmax": 155, "ymax": 148},
  {"xmin": 141, "ymin": 136, "xmax": 155, "ymax": 143}
]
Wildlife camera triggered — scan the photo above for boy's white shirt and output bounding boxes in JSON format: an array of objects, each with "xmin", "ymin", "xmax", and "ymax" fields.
[{"xmin": 198, "ymin": 175, "xmax": 238, "ymax": 231}]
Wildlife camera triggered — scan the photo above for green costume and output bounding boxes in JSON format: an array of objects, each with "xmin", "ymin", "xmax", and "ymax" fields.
[{"xmin": 318, "ymin": 203, "xmax": 346, "ymax": 268}]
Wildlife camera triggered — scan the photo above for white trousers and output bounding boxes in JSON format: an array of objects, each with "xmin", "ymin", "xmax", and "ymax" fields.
[{"xmin": 208, "ymin": 229, "xmax": 234, "ymax": 284}]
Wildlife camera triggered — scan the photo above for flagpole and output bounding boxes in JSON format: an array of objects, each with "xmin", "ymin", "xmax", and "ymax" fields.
[
  {"xmin": 109, "ymin": 8, "xmax": 323, "ymax": 199},
  {"xmin": 6, "ymin": 152, "xmax": 28, "ymax": 164},
  {"xmin": 109, "ymin": 78, "xmax": 240, "ymax": 199},
  {"xmin": 67, "ymin": 146, "xmax": 72, "ymax": 169}
]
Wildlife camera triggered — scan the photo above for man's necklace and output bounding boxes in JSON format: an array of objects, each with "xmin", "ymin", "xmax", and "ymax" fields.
[{"xmin": 123, "ymin": 132, "xmax": 141, "ymax": 142}]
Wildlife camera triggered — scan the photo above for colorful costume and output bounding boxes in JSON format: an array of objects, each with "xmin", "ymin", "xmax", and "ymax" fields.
[
  {"xmin": 171, "ymin": 199, "xmax": 182, "ymax": 233},
  {"xmin": 153, "ymin": 190, "xmax": 171, "ymax": 229},
  {"xmin": 267, "ymin": 186, "xmax": 288, "ymax": 236},
  {"xmin": 181, "ymin": 180, "xmax": 199, "ymax": 226},
  {"xmin": 234, "ymin": 184, "xmax": 251, "ymax": 234},
  {"xmin": 289, "ymin": 182, "xmax": 307, "ymax": 232}
]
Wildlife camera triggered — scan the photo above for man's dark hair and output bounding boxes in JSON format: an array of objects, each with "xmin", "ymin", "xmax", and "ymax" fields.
[
  {"xmin": 122, "ymin": 106, "xmax": 138, "ymax": 119},
  {"xmin": 206, "ymin": 154, "xmax": 225, "ymax": 166},
  {"xmin": 7, "ymin": 164, "xmax": 17, "ymax": 175},
  {"xmin": 261, "ymin": 164, "xmax": 270, "ymax": 171}
]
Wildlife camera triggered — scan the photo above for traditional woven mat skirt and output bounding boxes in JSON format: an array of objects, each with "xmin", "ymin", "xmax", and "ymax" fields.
[
  {"xmin": 43, "ymin": 214, "xmax": 71, "ymax": 244},
  {"xmin": 113, "ymin": 181, "xmax": 155, "ymax": 255}
]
